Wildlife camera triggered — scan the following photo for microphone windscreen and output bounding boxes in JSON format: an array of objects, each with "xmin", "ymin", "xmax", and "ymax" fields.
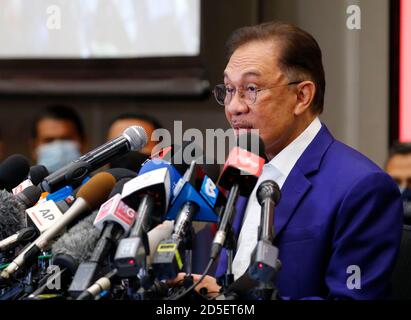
[
  {"xmin": 17, "ymin": 185, "xmax": 42, "ymax": 208},
  {"xmin": 124, "ymin": 126, "xmax": 148, "ymax": 151},
  {"xmin": 108, "ymin": 177, "xmax": 132, "ymax": 198},
  {"xmin": 0, "ymin": 154, "xmax": 30, "ymax": 191},
  {"xmin": 51, "ymin": 211, "xmax": 100, "ymax": 272},
  {"xmin": 256, "ymin": 180, "xmax": 281, "ymax": 205},
  {"xmin": 105, "ymin": 167, "xmax": 137, "ymax": 181},
  {"xmin": 77, "ymin": 172, "xmax": 116, "ymax": 210},
  {"xmin": 0, "ymin": 189, "xmax": 25, "ymax": 240},
  {"xmin": 29, "ymin": 165, "xmax": 49, "ymax": 186}
]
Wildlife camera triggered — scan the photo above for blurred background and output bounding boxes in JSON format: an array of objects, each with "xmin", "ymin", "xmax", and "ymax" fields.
[{"xmin": 0, "ymin": 0, "xmax": 409, "ymax": 168}]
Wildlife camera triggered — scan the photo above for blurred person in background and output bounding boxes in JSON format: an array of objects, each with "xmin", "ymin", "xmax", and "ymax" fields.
[
  {"xmin": 386, "ymin": 142, "xmax": 411, "ymax": 224},
  {"xmin": 30, "ymin": 105, "xmax": 86, "ymax": 173},
  {"xmin": 107, "ymin": 112, "xmax": 162, "ymax": 171},
  {"xmin": 0, "ymin": 130, "xmax": 5, "ymax": 162}
]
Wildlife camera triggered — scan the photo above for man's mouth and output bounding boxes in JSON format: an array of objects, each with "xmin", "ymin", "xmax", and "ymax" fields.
[
  {"xmin": 232, "ymin": 123, "xmax": 255, "ymax": 135},
  {"xmin": 232, "ymin": 123, "xmax": 254, "ymax": 130}
]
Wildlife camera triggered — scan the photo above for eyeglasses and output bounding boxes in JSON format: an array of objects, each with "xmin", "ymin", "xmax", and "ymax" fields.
[{"xmin": 212, "ymin": 81, "xmax": 302, "ymax": 106}]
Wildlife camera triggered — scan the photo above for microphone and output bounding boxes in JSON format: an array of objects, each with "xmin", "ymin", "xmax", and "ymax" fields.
[
  {"xmin": 151, "ymin": 161, "xmax": 203, "ymax": 280},
  {"xmin": 76, "ymin": 268, "xmax": 118, "ymax": 300},
  {"xmin": 29, "ymin": 165, "xmax": 50, "ymax": 185},
  {"xmin": 210, "ymin": 133, "xmax": 266, "ymax": 260},
  {"xmin": 114, "ymin": 168, "xmax": 173, "ymax": 277},
  {"xmin": 26, "ymin": 211, "xmax": 101, "ymax": 298},
  {"xmin": 166, "ymin": 134, "xmax": 266, "ymax": 301},
  {"xmin": 40, "ymin": 126, "xmax": 147, "ymax": 193},
  {"xmin": 27, "ymin": 168, "xmax": 137, "ymax": 234},
  {"xmin": 68, "ymin": 178, "xmax": 137, "ymax": 297},
  {"xmin": 0, "ymin": 227, "xmax": 38, "ymax": 252},
  {"xmin": 25, "ymin": 199, "xmax": 67, "ymax": 234},
  {"xmin": 0, "ymin": 186, "xmax": 42, "ymax": 241},
  {"xmin": 248, "ymin": 180, "xmax": 281, "ymax": 283},
  {"xmin": 113, "ymin": 142, "xmax": 203, "ymax": 278},
  {"xmin": 0, "ymin": 154, "xmax": 30, "ymax": 191},
  {"xmin": 1, "ymin": 172, "xmax": 116, "ymax": 280},
  {"xmin": 51, "ymin": 211, "xmax": 100, "ymax": 274},
  {"xmin": 12, "ymin": 165, "xmax": 49, "ymax": 195}
]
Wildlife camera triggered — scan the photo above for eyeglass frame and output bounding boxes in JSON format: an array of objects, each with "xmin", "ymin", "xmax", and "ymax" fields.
[{"xmin": 212, "ymin": 81, "xmax": 304, "ymax": 106}]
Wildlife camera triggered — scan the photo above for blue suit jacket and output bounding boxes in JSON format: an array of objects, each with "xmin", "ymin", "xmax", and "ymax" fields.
[{"xmin": 216, "ymin": 124, "xmax": 403, "ymax": 299}]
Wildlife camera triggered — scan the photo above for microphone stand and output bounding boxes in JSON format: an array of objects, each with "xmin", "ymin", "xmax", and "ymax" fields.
[
  {"xmin": 217, "ymin": 223, "xmax": 236, "ymax": 291},
  {"xmin": 247, "ymin": 181, "xmax": 281, "ymax": 300}
]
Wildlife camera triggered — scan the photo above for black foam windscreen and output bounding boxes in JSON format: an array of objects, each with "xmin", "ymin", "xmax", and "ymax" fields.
[
  {"xmin": 29, "ymin": 165, "xmax": 49, "ymax": 186},
  {"xmin": 108, "ymin": 177, "xmax": 133, "ymax": 198},
  {"xmin": 105, "ymin": 167, "xmax": 138, "ymax": 181},
  {"xmin": 16, "ymin": 185, "xmax": 42, "ymax": 208},
  {"xmin": 0, "ymin": 154, "xmax": 30, "ymax": 191}
]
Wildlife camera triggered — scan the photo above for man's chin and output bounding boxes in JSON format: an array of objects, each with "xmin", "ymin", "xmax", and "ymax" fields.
[{"xmin": 233, "ymin": 128, "xmax": 260, "ymax": 136}]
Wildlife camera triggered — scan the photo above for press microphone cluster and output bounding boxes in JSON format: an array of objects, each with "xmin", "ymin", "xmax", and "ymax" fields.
[
  {"xmin": 0, "ymin": 131, "xmax": 284, "ymax": 301},
  {"xmin": 0, "ymin": 172, "xmax": 116, "ymax": 281}
]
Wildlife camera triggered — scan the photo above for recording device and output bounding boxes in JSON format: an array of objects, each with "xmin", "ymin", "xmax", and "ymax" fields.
[
  {"xmin": 40, "ymin": 126, "xmax": 147, "ymax": 193},
  {"xmin": 0, "ymin": 172, "xmax": 116, "ymax": 281}
]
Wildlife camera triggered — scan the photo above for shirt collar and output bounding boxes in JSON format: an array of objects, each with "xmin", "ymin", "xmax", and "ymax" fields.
[{"xmin": 267, "ymin": 117, "xmax": 322, "ymax": 180}]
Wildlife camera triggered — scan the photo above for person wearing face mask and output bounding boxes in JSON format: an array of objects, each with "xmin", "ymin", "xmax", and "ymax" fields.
[
  {"xmin": 30, "ymin": 105, "xmax": 86, "ymax": 173},
  {"xmin": 386, "ymin": 143, "xmax": 411, "ymax": 224},
  {"xmin": 106, "ymin": 112, "xmax": 162, "ymax": 172}
]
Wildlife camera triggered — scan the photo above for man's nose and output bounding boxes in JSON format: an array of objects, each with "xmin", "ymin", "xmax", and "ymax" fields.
[{"xmin": 225, "ymin": 90, "xmax": 249, "ymax": 115}]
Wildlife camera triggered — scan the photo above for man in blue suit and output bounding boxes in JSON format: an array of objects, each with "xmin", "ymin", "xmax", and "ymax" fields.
[{"xmin": 174, "ymin": 22, "xmax": 403, "ymax": 299}]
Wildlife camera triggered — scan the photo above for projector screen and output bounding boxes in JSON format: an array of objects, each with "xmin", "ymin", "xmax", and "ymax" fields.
[{"xmin": 0, "ymin": 0, "xmax": 200, "ymax": 59}]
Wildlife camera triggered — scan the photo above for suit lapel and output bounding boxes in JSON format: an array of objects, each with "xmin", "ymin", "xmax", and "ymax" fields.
[
  {"xmin": 274, "ymin": 167, "xmax": 311, "ymax": 238},
  {"xmin": 273, "ymin": 124, "xmax": 335, "ymax": 239}
]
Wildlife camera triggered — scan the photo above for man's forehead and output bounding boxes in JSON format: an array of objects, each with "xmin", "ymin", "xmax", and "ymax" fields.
[
  {"xmin": 37, "ymin": 118, "xmax": 79, "ymax": 137},
  {"xmin": 224, "ymin": 41, "xmax": 280, "ymax": 80},
  {"xmin": 223, "ymin": 69, "xmax": 262, "ymax": 81}
]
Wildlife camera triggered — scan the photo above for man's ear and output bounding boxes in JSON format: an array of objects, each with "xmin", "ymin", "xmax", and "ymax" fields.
[{"xmin": 294, "ymin": 81, "xmax": 316, "ymax": 116}]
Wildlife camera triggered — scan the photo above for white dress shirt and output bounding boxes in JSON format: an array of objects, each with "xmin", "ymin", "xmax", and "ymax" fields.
[{"xmin": 232, "ymin": 117, "xmax": 322, "ymax": 280}]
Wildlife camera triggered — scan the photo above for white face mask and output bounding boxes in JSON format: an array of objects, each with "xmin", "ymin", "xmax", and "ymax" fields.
[{"xmin": 36, "ymin": 140, "xmax": 81, "ymax": 173}]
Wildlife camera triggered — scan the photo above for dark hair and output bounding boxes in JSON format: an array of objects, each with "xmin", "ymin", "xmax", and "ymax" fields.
[
  {"xmin": 31, "ymin": 105, "xmax": 85, "ymax": 140},
  {"xmin": 109, "ymin": 113, "xmax": 162, "ymax": 131},
  {"xmin": 226, "ymin": 21, "xmax": 326, "ymax": 113},
  {"xmin": 388, "ymin": 142, "xmax": 411, "ymax": 158}
]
